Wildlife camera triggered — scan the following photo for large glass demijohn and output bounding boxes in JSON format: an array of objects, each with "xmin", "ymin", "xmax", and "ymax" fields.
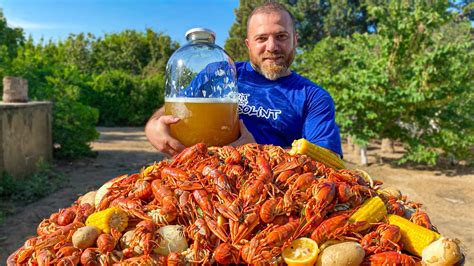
[{"xmin": 164, "ymin": 28, "xmax": 239, "ymax": 147}]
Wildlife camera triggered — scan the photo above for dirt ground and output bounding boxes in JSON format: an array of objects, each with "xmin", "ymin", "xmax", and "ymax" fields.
[{"xmin": 1, "ymin": 127, "xmax": 472, "ymax": 264}]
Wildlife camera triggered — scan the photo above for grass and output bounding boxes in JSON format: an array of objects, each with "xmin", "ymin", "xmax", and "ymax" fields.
[{"xmin": 0, "ymin": 161, "xmax": 67, "ymax": 225}]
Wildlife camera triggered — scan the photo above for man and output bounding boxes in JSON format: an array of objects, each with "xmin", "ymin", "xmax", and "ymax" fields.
[{"xmin": 145, "ymin": 2, "xmax": 342, "ymax": 157}]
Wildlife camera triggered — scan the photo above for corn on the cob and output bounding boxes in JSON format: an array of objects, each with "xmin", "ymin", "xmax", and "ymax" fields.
[
  {"xmin": 85, "ymin": 207, "xmax": 128, "ymax": 233},
  {"xmin": 349, "ymin": 196, "xmax": 387, "ymax": 232},
  {"xmin": 289, "ymin": 138, "xmax": 345, "ymax": 169},
  {"xmin": 387, "ymin": 214, "xmax": 441, "ymax": 257}
]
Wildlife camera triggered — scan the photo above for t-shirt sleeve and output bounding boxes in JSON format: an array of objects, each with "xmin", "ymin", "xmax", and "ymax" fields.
[{"xmin": 302, "ymin": 89, "xmax": 343, "ymax": 157}]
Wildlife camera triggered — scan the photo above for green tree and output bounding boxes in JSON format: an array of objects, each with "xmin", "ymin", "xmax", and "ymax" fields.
[
  {"xmin": 298, "ymin": 1, "xmax": 473, "ymax": 165},
  {"xmin": 449, "ymin": 0, "xmax": 474, "ymax": 21},
  {"xmin": 91, "ymin": 29, "xmax": 179, "ymax": 75},
  {"xmin": 225, "ymin": 0, "xmax": 267, "ymax": 61},
  {"xmin": 141, "ymin": 28, "xmax": 180, "ymax": 76},
  {"xmin": 0, "ymin": 9, "xmax": 25, "ymax": 92},
  {"xmin": 225, "ymin": 0, "xmax": 373, "ymax": 59},
  {"xmin": 58, "ymin": 33, "xmax": 95, "ymax": 73},
  {"xmin": 285, "ymin": 0, "xmax": 371, "ymax": 49},
  {"xmin": 298, "ymin": 35, "xmax": 389, "ymax": 145},
  {"xmin": 0, "ymin": 9, "xmax": 24, "ymax": 58}
]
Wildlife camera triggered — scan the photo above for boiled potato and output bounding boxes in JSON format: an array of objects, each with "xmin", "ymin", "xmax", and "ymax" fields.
[
  {"xmin": 78, "ymin": 190, "xmax": 97, "ymax": 208},
  {"xmin": 72, "ymin": 225, "xmax": 100, "ymax": 249},
  {"xmin": 422, "ymin": 237, "xmax": 462, "ymax": 266},
  {"xmin": 318, "ymin": 240, "xmax": 345, "ymax": 252},
  {"xmin": 316, "ymin": 241, "xmax": 365, "ymax": 266}
]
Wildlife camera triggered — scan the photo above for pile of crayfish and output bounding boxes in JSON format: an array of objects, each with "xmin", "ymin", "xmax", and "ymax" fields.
[{"xmin": 8, "ymin": 143, "xmax": 437, "ymax": 265}]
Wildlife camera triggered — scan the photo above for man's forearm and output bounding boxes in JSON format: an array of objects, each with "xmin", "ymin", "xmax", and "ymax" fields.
[
  {"xmin": 145, "ymin": 106, "xmax": 164, "ymax": 141},
  {"xmin": 149, "ymin": 106, "xmax": 165, "ymax": 121}
]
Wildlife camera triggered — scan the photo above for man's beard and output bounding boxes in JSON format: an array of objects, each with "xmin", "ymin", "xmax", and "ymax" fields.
[{"xmin": 250, "ymin": 50, "xmax": 295, "ymax": 81}]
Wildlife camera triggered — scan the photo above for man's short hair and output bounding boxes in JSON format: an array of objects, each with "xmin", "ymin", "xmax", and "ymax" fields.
[{"xmin": 246, "ymin": 1, "xmax": 296, "ymax": 34}]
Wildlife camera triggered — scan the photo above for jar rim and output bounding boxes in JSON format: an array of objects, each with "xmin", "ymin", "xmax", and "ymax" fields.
[{"xmin": 185, "ymin": 27, "xmax": 216, "ymax": 43}]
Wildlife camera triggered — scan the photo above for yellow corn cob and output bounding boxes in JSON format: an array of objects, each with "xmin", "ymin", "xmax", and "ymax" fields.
[
  {"xmin": 387, "ymin": 214, "xmax": 441, "ymax": 257},
  {"xmin": 85, "ymin": 207, "xmax": 128, "ymax": 233},
  {"xmin": 348, "ymin": 196, "xmax": 387, "ymax": 232},
  {"xmin": 289, "ymin": 138, "xmax": 345, "ymax": 169}
]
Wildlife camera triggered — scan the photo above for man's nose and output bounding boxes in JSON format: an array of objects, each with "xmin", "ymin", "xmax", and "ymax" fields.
[{"xmin": 266, "ymin": 37, "xmax": 278, "ymax": 52}]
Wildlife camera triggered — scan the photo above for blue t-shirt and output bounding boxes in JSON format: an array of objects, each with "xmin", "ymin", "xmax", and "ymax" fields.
[{"xmin": 236, "ymin": 61, "xmax": 342, "ymax": 157}]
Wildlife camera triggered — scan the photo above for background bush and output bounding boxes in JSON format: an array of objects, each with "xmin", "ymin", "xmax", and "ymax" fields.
[{"xmin": 86, "ymin": 70, "xmax": 165, "ymax": 126}]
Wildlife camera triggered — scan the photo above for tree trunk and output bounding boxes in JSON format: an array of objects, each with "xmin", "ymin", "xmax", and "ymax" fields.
[
  {"xmin": 346, "ymin": 136, "xmax": 355, "ymax": 153},
  {"xmin": 354, "ymin": 144, "xmax": 369, "ymax": 166},
  {"xmin": 381, "ymin": 138, "xmax": 395, "ymax": 153},
  {"xmin": 360, "ymin": 145, "xmax": 368, "ymax": 166}
]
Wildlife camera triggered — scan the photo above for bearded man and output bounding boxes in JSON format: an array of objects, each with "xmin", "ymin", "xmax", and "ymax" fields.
[{"xmin": 145, "ymin": 2, "xmax": 342, "ymax": 158}]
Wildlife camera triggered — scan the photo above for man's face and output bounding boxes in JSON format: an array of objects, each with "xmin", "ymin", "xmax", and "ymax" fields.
[{"xmin": 246, "ymin": 11, "xmax": 297, "ymax": 80}]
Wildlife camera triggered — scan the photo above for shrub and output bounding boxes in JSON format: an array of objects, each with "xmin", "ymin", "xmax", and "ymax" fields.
[
  {"xmin": 89, "ymin": 70, "xmax": 165, "ymax": 126},
  {"xmin": 53, "ymin": 99, "xmax": 99, "ymax": 159},
  {"xmin": 0, "ymin": 161, "xmax": 67, "ymax": 224}
]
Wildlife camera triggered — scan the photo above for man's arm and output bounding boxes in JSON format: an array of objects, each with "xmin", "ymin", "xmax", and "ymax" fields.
[{"xmin": 145, "ymin": 107, "xmax": 186, "ymax": 155}]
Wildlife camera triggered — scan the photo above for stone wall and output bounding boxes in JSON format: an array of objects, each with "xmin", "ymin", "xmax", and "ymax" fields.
[{"xmin": 0, "ymin": 102, "xmax": 52, "ymax": 178}]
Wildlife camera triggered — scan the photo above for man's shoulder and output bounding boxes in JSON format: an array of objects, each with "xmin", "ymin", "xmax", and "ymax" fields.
[
  {"xmin": 291, "ymin": 72, "xmax": 331, "ymax": 96},
  {"xmin": 291, "ymin": 72, "xmax": 318, "ymax": 88},
  {"xmin": 235, "ymin": 61, "xmax": 248, "ymax": 72}
]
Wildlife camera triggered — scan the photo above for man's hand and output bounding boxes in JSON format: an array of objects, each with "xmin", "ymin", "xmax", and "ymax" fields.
[
  {"xmin": 145, "ymin": 108, "xmax": 186, "ymax": 156},
  {"xmin": 230, "ymin": 120, "xmax": 256, "ymax": 147}
]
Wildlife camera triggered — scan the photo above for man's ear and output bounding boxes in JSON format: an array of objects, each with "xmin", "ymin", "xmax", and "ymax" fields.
[
  {"xmin": 245, "ymin": 38, "xmax": 250, "ymax": 49},
  {"xmin": 294, "ymin": 32, "xmax": 298, "ymax": 47}
]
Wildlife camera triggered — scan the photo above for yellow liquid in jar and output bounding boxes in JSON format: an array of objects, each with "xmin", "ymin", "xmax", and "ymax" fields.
[{"xmin": 164, "ymin": 98, "xmax": 239, "ymax": 147}]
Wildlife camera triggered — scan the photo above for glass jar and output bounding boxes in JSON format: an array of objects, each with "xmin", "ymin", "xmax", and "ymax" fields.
[{"xmin": 164, "ymin": 28, "xmax": 239, "ymax": 147}]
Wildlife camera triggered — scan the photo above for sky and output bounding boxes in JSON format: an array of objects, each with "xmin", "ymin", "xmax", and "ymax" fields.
[{"xmin": 0, "ymin": 0, "xmax": 240, "ymax": 47}]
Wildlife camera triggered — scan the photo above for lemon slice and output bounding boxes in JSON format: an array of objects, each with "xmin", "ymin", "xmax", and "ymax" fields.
[
  {"xmin": 354, "ymin": 169, "xmax": 374, "ymax": 187},
  {"xmin": 282, "ymin": 237, "xmax": 319, "ymax": 266}
]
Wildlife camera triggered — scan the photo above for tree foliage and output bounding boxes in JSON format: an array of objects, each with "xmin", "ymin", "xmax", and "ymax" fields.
[
  {"xmin": 0, "ymin": 9, "xmax": 24, "ymax": 58},
  {"xmin": 0, "ymin": 10, "xmax": 25, "ymax": 89},
  {"xmin": 285, "ymin": 0, "xmax": 371, "ymax": 49},
  {"xmin": 87, "ymin": 70, "xmax": 165, "ymax": 126},
  {"xmin": 297, "ymin": 1, "xmax": 473, "ymax": 165},
  {"xmin": 225, "ymin": 0, "xmax": 372, "ymax": 59},
  {"xmin": 225, "ymin": 0, "xmax": 267, "ymax": 61}
]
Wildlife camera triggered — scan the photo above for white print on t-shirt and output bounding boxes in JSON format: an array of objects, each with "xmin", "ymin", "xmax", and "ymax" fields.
[{"xmin": 237, "ymin": 93, "xmax": 282, "ymax": 120}]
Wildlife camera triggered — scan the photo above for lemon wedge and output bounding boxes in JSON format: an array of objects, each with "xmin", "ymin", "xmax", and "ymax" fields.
[{"xmin": 282, "ymin": 237, "xmax": 319, "ymax": 266}]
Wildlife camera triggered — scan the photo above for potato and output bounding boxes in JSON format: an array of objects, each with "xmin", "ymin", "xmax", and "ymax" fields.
[
  {"xmin": 422, "ymin": 237, "xmax": 462, "ymax": 266},
  {"xmin": 72, "ymin": 226, "xmax": 100, "ymax": 249},
  {"xmin": 319, "ymin": 239, "xmax": 345, "ymax": 252},
  {"xmin": 316, "ymin": 241, "xmax": 365, "ymax": 266},
  {"xmin": 78, "ymin": 190, "xmax": 97, "ymax": 208}
]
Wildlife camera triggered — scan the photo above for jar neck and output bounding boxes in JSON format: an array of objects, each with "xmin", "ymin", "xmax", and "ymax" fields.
[
  {"xmin": 188, "ymin": 39, "xmax": 214, "ymax": 44},
  {"xmin": 186, "ymin": 33, "xmax": 215, "ymax": 44}
]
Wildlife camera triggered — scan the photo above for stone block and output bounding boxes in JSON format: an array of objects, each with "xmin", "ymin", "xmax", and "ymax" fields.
[
  {"xmin": 2, "ymin": 77, "xmax": 28, "ymax": 103},
  {"xmin": 0, "ymin": 101, "xmax": 52, "ymax": 178}
]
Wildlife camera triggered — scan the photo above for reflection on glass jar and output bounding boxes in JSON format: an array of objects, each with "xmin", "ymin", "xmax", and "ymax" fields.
[{"xmin": 164, "ymin": 28, "xmax": 239, "ymax": 147}]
